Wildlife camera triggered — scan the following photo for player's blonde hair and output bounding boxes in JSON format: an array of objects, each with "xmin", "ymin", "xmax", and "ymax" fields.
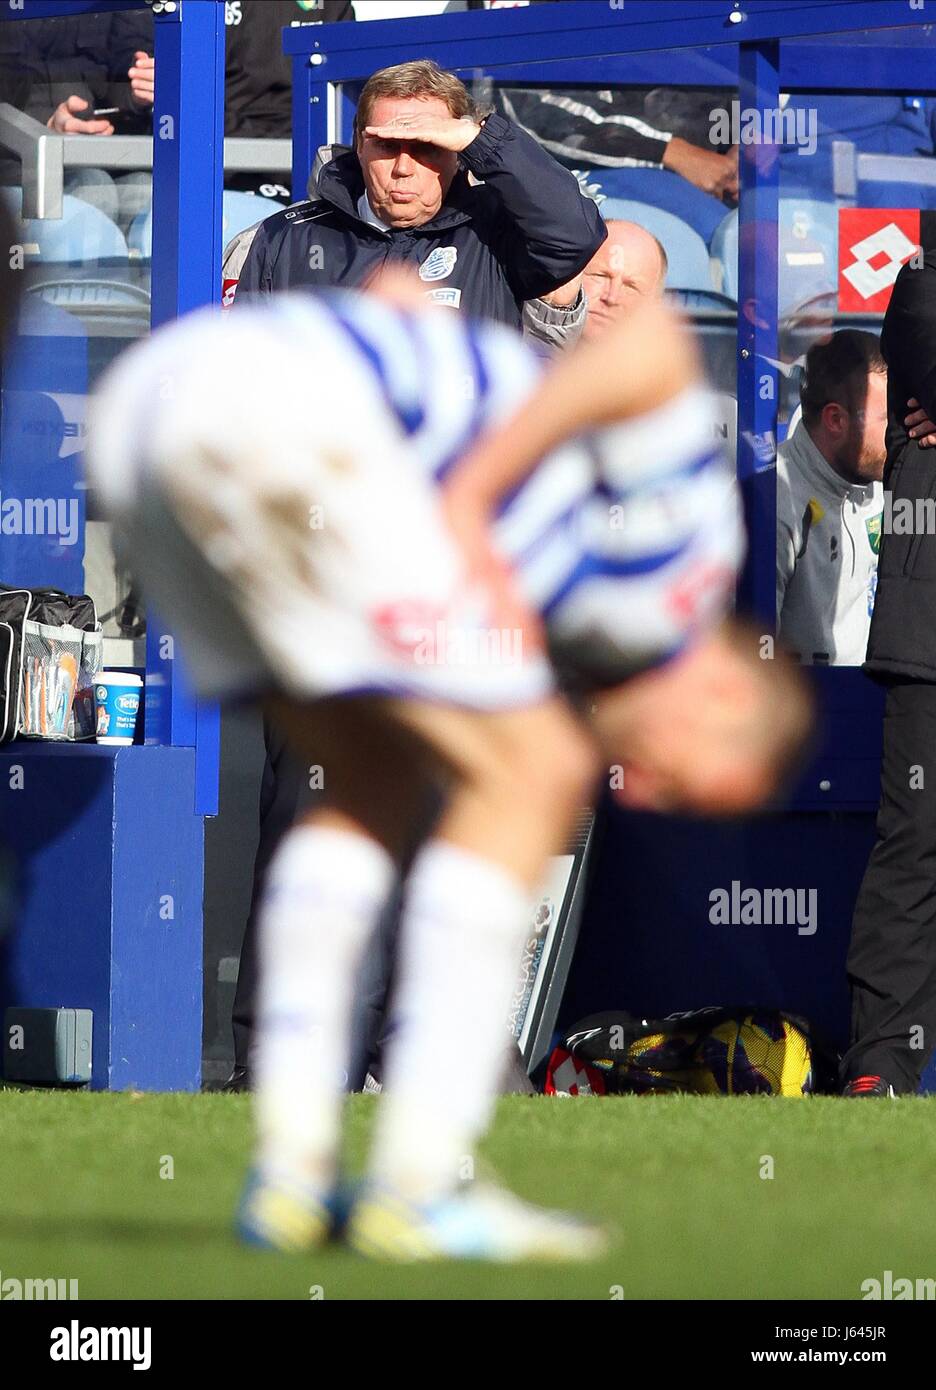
[{"xmin": 354, "ymin": 60, "xmax": 480, "ymax": 146}]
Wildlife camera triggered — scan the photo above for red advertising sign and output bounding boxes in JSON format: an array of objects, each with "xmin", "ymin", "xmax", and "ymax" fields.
[{"xmin": 838, "ymin": 208, "xmax": 920, "ymax": 312}]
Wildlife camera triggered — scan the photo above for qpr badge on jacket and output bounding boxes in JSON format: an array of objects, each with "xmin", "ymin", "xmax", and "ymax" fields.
[{"xmin": 419, "ymin": 246, "xmax": 458, "ymax": 282}]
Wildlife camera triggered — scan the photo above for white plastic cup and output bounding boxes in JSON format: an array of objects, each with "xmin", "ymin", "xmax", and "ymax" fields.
[{"xmin": 95, "ymin": 672, "xmax": 142, "ymax": 745}]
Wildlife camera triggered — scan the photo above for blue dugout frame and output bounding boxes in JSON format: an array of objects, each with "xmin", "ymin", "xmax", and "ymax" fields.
[
  {"xmin": 3, "ymin": 2, "xmax": 926, "ymax": 819},
  {"xmin": 0, "ymin": 0, "xmax": 224, "ymax": 815},
  {"xmin": 285, "ymin": 0, "xmax": 936, "ymax": 813}
]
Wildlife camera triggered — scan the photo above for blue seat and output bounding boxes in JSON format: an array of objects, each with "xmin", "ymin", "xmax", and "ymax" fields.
[
  {"xmin": 222, "ymin": 189, "xmax": 284, "ymax": 243},
  {"xmin": 599, "ymin": 197, "xmax": 713, "ymax": 291},
  {"xmin": 127, "ymin": 206, "xmax": 151, "ymax": 260},
  {"xmin": 129, "ymin": 190, "xmax": 285, "ymax": 262},
  {"xmin": 711, "ymin": 198, "xmax": 838, "ymax": 315},
  {"xmin": 780, "ymin": 197, "xmax": 838, "ymax": 309},
  {"xmin": 1, "ymin": 187, "xmax": 145, "ymax": 331},
  {"xmin": 24, "ymin": 278, "xmax": 150, "ymax": 338},
  {"xmin": 710, "ymin": 209, "xmax": 738, "ymax": 298},
  {"xmin": 579, "ymin": 166, "xmax": 729, "ymax": 245},
  {"xmin": 1, "ymin": 186, "xmax": 127, "ymax": 262}
]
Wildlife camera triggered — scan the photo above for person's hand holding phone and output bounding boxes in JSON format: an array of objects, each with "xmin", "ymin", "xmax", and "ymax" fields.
[{"xmin": 47, "ymin": 96, "xmax": 114, "ymax": 136}]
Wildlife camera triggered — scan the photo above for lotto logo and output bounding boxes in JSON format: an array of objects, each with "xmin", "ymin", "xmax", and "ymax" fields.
[
  {"xmin": 838, "ymin": 209, "xmax": 920, "ymax": 312},
  {"xmin": 842, "ymin": 224, "xmax": 916, "ymax": 301}
]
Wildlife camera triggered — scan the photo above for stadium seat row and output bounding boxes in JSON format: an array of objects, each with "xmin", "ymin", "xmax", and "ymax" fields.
[{"xmin": 1, "ymin": 184, "xmax": 280, "ymax": 275}]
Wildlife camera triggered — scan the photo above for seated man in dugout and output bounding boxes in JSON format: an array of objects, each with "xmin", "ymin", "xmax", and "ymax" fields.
[{"xmin": 776, "ymin": 330, "xmax": 887, "ymax": 667}]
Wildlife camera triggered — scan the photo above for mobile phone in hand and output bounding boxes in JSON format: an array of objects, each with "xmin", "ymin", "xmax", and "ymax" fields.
[
  {"xmin": 72, "ymin": 106, "xmax": 148, "ymax": 134},
  {"xmin": 71, "ymin": 106, "xmax": 120, "ymax": 122}
]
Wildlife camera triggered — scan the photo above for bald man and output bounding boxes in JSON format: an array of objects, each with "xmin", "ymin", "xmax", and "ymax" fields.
[{"xmin": 582, "ymin": 219, "xmax": 668, "ymax": 341}]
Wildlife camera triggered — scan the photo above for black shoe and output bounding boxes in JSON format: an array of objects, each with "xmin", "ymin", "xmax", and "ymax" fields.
[
  {"xmin": 841, "ymin": 1074, "xmax": 897, "ymax": 1098},
  {"xmin": 221, "ymin": 1065, "xmax": 251, "ymax": 1093}
]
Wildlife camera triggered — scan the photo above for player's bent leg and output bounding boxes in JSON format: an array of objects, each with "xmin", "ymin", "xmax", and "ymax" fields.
[
  {"xmin": 238, "ymin": 695, "xmax": 449, "ymax": 1253},
  {"xmin": 347, "ymin": 697, "xmax": 607, "ymax": 1261},
  {"xmin": 387, "ymin": 695, "xmax": 598, "ymax": 886}
]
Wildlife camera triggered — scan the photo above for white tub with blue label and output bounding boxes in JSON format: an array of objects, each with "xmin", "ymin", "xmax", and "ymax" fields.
[{"xmin": 95, "ymin": 672, "xmax": 142, "ymax": 746}]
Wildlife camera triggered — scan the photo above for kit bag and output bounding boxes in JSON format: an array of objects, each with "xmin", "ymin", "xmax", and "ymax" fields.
[
  {"xmin": 0, "ymin": 584, "xmax": 103, "ymax": 743},
  {"xmin": 545, "ymin": 1005, "xmax": 839, "ymax": 1097}
]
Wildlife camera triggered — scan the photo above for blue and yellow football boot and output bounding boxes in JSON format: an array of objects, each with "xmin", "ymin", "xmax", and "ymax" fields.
[
  {"xmin": 346, "ymin": 1181, "xmax": 606, "ymax": 1263},
  {"xmin": 236, "ymin": 1169, "xmax": 339, "ymax": 1252}
]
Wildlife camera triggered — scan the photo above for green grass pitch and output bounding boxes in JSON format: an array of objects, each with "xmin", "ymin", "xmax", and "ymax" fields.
[{"xmin": 1, "ymin": 1086, "xmax": 933, "ymax": 1300}]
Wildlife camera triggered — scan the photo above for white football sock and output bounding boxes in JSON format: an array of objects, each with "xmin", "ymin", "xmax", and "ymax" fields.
[
  {"xmin": 369, "ymin": 839, "xmax": 531, "ymax": 1202},
  {"xmin": 254, "ymin": 823, "xmax": 395, "ymax": 1191}
]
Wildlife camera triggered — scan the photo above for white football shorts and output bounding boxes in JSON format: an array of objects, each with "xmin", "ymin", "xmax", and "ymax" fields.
[{"xmin": 87, "ymin": 303, "xmax": 556, "ymax": 711}]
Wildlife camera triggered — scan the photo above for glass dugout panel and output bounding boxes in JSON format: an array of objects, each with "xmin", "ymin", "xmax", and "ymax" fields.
[
  {"xmin": 773, "ymin": 25, "xmax": 936, "ymax": 665},
  {"xmin": 0, "ymin": 6, "xmax": 154, "ymax": 665},
  {"xmin": 297, "ymin": 1, "xmax": 936, "ymax": 809}
]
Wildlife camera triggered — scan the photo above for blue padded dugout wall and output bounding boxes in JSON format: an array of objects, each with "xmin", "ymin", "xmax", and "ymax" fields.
[
  {"xmin": 287, "ymin": 0, "xmax": 936, "ymax": 1086},
  {"xmin": 0, "ymin": 0, "xmax": 225, "ymax": 1090}
]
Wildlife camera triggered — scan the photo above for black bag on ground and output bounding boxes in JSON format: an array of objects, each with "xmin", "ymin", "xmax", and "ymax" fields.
[
  {"xmin": 0, "ymin": 584, "xmax": 103, "ymax": 743},
  {"xmin": 545, "ymin": 1006, "xmax": 839, "ymax": 1097}
]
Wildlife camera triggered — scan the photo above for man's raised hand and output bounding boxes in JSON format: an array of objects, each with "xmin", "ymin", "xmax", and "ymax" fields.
[
  {"xmin": 905, "ymin": 397, "xmax": 936, "ymax": 448},
  {"xmin": 662, "ymin": 137, "xmax": 739, "ymax": 204},
  {"xmin": 364, "ymin": 113, "xmax": 482, "ymax": 153},
  {"xmin": 128, "ymin": 52, "xmax": 155, "ymax": 109}
]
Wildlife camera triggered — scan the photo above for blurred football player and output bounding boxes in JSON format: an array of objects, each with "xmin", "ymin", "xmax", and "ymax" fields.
[{"xmin": 87, "ymin": 287, "xmax": 809, "ymax": 1262}]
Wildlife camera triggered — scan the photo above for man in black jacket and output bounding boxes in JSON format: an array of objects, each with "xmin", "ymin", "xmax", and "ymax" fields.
[
  {"xmin": 125, "ymin": 0, "xmax": 351, "ymax": 200},
  {"xmin": 127, "ymin": 0, "xmax": 354, "ymax": 199},
  {"xmin": 225, "ymin": 59, "xmax": 604, "ymax": 1089},
  {"xmin": 0, "ymin": 8, "xmax": 154, "ymax": 222},
  {"xmin": 224, "ymin": 0, "xmax": 353, "ymax": 140},
  {"xmin": 843, "ymin": 250, "xmax": 936, "ymax": 1096},
  {"xmin": 0, "ymin": 8, "xmax": 152, "ymax": 133}
]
